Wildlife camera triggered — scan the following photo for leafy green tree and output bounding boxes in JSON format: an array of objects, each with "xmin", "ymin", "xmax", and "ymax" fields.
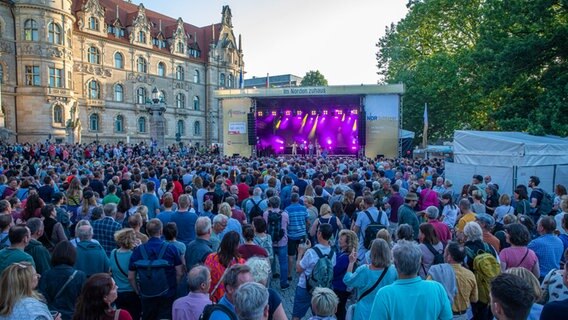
[{"xmin": 300, "ymin": 70, "xmax": 328, "ymax": 86}]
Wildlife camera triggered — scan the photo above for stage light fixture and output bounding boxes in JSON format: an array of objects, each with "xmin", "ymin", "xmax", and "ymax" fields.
[
  {"xmin": 336, "ymin": 110, "xmax": 343, "ymax": 115},
  {"xmin": 311, "ymin": 110, "xmax": 317, "ymax": 116},
  {"xmin": 296, "ymin": 110, "xmax": 302, "ymax": 116},
  {"xmin": 257, "ymin": 111, "xmax": 263, "ymax": 117},
  {"xmin": 351, "ymin": 109, "xmax": 358, "ymax": 115},
  {"xmin": 285, "ymin": 110, "xmax": 291, "ymax": 116},
  {"xmin": 271, "ymin": 111, "xmax": 277, "ymax": 116},
  {"xmin": 323, "ymin": 110, "xmax": 329, "ymax": 115}
]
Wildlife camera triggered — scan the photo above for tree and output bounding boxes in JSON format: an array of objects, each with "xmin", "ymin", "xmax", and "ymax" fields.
[{"xmin": 300, "ymin": 70, "xmax": 328, "ymax": 86}]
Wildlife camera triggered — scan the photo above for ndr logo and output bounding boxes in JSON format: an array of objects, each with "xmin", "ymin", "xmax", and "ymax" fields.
[{"xmin": 367, "ymin": 113, "xmax": 378, "ymax": 121}]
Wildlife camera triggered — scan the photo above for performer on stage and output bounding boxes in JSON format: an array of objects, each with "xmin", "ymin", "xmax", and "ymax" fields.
[
  {"xmin": 291, "ymin": 141, "xmax": 298, "ymax": 156},
  {"xmin": 308, "ymin": 141, "xmax": 314, "ymax": 156},
  {"xmin": 299, "ymin": 141, "xmax": 306, "ymax": 156},
  {"xmin": 315, "ymin": 142, "xmax": 322, "ymax": 157}
]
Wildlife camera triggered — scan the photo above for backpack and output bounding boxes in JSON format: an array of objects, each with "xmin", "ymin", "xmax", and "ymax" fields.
[
  {"xmin": 267, "ymin": 210, "xmax": 285, "ymax": 243},
  {"xmin": 306, "ymin": 246, "xmax": 334, "ymax": 294},
  {"xmin": 425, "ymin": 243, "xmax": 444, "ymax": 265},
  {"xmin": 199, "ymin": 303, "xmax": 237, "ymax": 320},
  {"xmin": 133, "ymin": 242, "xmax": 172, "ymax": 298},
  {"xmin": 363, "ymin": 210, "xmax": 386, "ymax": 250},
  {"xmin": 0, "ymin": 235, "xmax": 9, "ymax": 249},
  {"xmin": 249, "ymin": 199, "xmax": 264, "ymax": 221},
  {"xmin": 465, "ymin": 243, "xmax": 501, "ymax": 304},
  {"xmin": 535, "ymin": 188, "xmax": 553, "ymax": 216}
]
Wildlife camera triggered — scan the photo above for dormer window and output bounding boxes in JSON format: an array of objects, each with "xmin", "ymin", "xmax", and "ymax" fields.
[
  {"xmin": 88, "ymin": 17, "xmax": 99, "ymax": 31},
  {"xmin": 138, "ymin": 31, "xmax": 146, "ymax": 44},
  {"xmin": 190, "ymin": 48, "xmax": 201, "ymax": 58},
  {"xmin": 177, "ymin": 41, "xmax": 185, "ymax": 54}
]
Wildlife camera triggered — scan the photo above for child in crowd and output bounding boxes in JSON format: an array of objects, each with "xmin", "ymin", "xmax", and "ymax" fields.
[{"xmin": 309, "ymin": 287, "xmax": 339, "ymax": 320}]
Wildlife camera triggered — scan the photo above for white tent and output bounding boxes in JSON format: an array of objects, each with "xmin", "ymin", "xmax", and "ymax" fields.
[{"xmin": 446, "ymin": 131, "xmax": 568, "ymax": 194}]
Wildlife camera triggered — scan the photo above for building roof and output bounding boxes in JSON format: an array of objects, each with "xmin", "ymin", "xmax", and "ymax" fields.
[{"xmin": 72, "ymin": 0, "xmax": 223, "ymax": 62}]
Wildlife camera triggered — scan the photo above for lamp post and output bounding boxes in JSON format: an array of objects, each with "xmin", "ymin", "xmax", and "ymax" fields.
[{"xmin": 146, "ymin": 87, "xmax": 167, "ymax": 151}]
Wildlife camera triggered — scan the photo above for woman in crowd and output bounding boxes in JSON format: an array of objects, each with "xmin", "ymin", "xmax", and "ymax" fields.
[
  {"xmin": 65, "ymin": 178, "xmax": 83, "ymax": 222},
  {"xmin": 471, "ymin": 190, "xmax": 486, "ymax": 214},
  {"xmin": 418, "ymin": 223, "xmax": 444, "ymax": 278},
  {"xmin": 518, "ymin": 214, "xmax": 539, "ymax": 240},
  {"xmin": 484, "ymin": 184, "xmax": 500, "ymax": 214},
  {"xmin": 514, "ymin": 185, "xmax": 531, "ymax": 215},
  {"xmin": 204, "ymin": 231, "xmax": 245, "ymax": 302},
  {"xmin": 76, "ymin": 191, "xmax": 97, "ymax": 221},
  {"xmin": 555, "ymin": 197, "xmax": 568, "ymax": 236},
  {"xmin": 157, "ymin": 178, "xmax": 168, "ymax": 200},
  {"xmin": 253, "ymin": 217, "xmax": 273, "ymax": 265},
  {"xmin": 333, "ymin": 230, "xmax": 358, "ymax": 320},
  {"xmin": 0, "ymin": 262, "xmax": 56, "ymax": 319},
  {"xmin": 395, "ymin": 223, "xmax": 414, "ymax": 242},
  {"xmin": 553, "ymin": 184, "xmax": 567, "ymax": 214},
  {"xmin": 342, "ymin": 190, "xmax": 357, "ymax": 223},
  {"xmin": 493, "ymin": 194, "xmax": 515, "ymax": 228},
  {"xmin": 505, "ymin": 267, "xmax": 543, "ymax": 320},
  {"xmin": 245, "ymin": 257, "xmax": 287, "ymax": 320},
  {"xmin": 441, "ymin": 193, "xmax": 458, "ymax": 229},
  {"xmin": 238, "ymin": 224, "xmax": 268, "ymax": 260},
  {"xmin": 343, "ymin": 239, "xmax": 397, "ymax": 320},
  {"xmin": 218, "ymin": 202, "xmax": 242, "ymax": 237},
  {"xmin": 40, "ymin": 204, "xmax": 67, "ymax": 248},
  {"xmin": 110, "ymin": 228, "xmax": 140, "ymax": 320},
  {"xmin": 72, "ymin": 273, "xmax": 132, "ymax": 320},
  {"xmin": 541, "ymin": 249, "xmax": 568, "ymax": 304},
  {"xmin": 157, "ymin": 193, "xmax": 176, "ymax": 224},
  {"xmin": 303, "ymin": 196, "xmax": 318, "ymax": 230},
  {"xmin": 332, "ymin": 201, "xmax": 351, "ymax": 232},
  {"xmin": 116, "ymin": 192, "xmax": 132, "ymax": 225},
  {"xmin": 310, "ymin": 204, "xmax": 342, "ymax": 240},
  {"xmin": 22, "ymin": 192, "xmax": 44, "ymax": 221},
  {"xmin": 39, "ymin": 241, "xmax": 86, "ymax": 320},
  {"xmin": 498, "ymin": 223, "xmax": 540, "ymax": 278},
  {"xmin": 494, "ymin": 214, "xmax": 517, "ymax": 250}
]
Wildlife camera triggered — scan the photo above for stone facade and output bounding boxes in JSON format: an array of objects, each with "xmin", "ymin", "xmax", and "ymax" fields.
[{"xmin": 0, "ymin": 0, "xmax": 244, "ymax": 147}]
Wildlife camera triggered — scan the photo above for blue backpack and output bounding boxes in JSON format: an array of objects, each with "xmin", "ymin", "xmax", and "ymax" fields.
[{"xmin": 134, "ymin": 242, "xmax": 172, "ymax": 298}]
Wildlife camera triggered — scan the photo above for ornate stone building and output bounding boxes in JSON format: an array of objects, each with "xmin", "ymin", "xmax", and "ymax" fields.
[{"xmin": 0, "ymin": 0, "xmax": 244, "ymax": 146}]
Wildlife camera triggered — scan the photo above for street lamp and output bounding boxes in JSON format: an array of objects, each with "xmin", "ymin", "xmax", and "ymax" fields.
[
  {"xmin": 146, "ymin": 86, "xmax": 167, "ymax": 151},
  {"xmin": 151, "ymin": 87, "xmax": 160, "ymax": 104}
]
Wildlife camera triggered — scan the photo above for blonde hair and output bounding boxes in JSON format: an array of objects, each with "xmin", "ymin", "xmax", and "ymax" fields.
[
  {"xmin": 505, "ymin": 267, "xmax": 542, "ymax": 301},
  {"xmin": 369, "ymin": 238, "xmax": 392, "ymax": 268},
  {"xmin": 320, "ymin": 204, "xmax": 331, "ymax": 216},
  {"xmin": 311, "ymin": 287, "xmax": 338, "ymax": 317},
  {"xmin": 245, "ymin": 257, "xmax": 272, "ymax": 286},
  {"xmin": 303, "ymin": 196, "xmax": 314, "ymax": 205},
  {"xmin": 0, "ymin": 262, "xmax": 43, "ymax": 316},
  {"xmin": 376, "ymin": 229, "xmax": 393, "ymax": 246},
  {"xmin": 499, "ymin": 194, "xmax": 511, "ymax": 206},
  {"xmin": 304, "ymin": 185, "xmax": 315, "ymax": 197},
  {"xmin": 561, "ymin": 195, "xmax": 568, "ymax": 212},
  {"xmin": 114, "ymin": 228, "xmax": 137, "ymax": 250},
  {"xmin": 136, "ymin": 205, "xmax": 148, "ymax": 221},
  {"xmin": 338, "ymin": 230, "xmax": 358, "ymax": 253},
  {"xmin": 219, "ymin": 202, "xmax": 232, "ymax": 217}
]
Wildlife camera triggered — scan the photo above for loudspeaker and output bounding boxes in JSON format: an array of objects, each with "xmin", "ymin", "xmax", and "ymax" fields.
[
  {"xmin": 247, "ymin": 113, "xmax": 256, "ymax": 146},
  {"xmin": 358, "ymin": 111, "xmax": 366, "ymax": 146}
]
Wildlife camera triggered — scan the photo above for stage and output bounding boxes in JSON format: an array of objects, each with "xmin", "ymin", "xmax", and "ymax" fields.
[{"xmin": 215, "ymin": 84, "xmax": 404, "ymax": 158}]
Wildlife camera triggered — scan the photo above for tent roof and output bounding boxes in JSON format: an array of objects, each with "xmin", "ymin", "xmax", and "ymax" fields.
[
  {"xmin": 400, "ymin": 129, "xmax": 415, "ymax": 139},
  {"xmin": 453, "ymin": 131, "xmax": 568, "ymax": 166}
]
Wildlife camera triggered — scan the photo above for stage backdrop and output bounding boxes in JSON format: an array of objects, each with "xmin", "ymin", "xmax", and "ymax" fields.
[
  {"xmin": 221, "ymin": 98, "xmax": 252, "ymax": 157},
  {"xmin": 365, "ymin": 94, "xmax": 400, "ymax": 158}
]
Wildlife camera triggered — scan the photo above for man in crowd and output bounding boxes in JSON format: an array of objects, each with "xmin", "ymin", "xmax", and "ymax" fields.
[
  {"xmin": 354, "ymin": 195, "xmax": 390, "ymax": 261},
  {"xmin": 285, "ymin": 193, "xmax": 309, "ymax": 281},
  {"xmin": 0, "ymin": 225, "xmax": 35, "ymax": 272},
  {"xmin": 185, "ymin": 217, "xmax": 213, "ymax": 269},
  {"xmin": 476, "ymin": 213, "xmax": 500, "ymax": 253},
  {"xmin": 102, "ymin": 184, "xmax": 120, "ymax": 205},
  {"xmin": 243, "ymin": 188, "xmax": 267, "ymax": 222},
  {"xmin": 456, "ymin": 199, "xmax": 476, "ymax": 234},
  {"xmin": 210, "ymin": 264, "xmax": 254, "ymax": 320},
  {"xmin": 171, "ymin": 194, "xmax": 198, "ymax": 245},
  {"xmin": 263, "ymin": 196, "xmax": 289, "ymax": 289},
  {"xmin": 445, "ymin": 241, "xmax": 478, "ymax": 320},
  {"xmin": 398, "ymin": 193, "xmax": 419, "ymax": 241},
  {"xmin": 92, "ymin": 203, "xmax": 122, "ymax": 256},
  {"xmin": 386, "ymin": 184, "xmax": 404, "ymax": 235},
  {"xmin": 141, "ymin": 181, "xmax": 161, "ymax": 219},
  {"xmin": 74, "ymin": 223, "xmax": 110, "ymax": 277},
  {"xmin": 489, "ymin": 273, "xmax": 534, "ymax": 320},
  {"xmin": 370, "ymin": 240, "xmax": 452, "ymax": 319},
  {"xmin": 528, "ymin": 216, "xmax": 564, "ymax": 280},
  {"xmin": 211, "ymin": 214, "xmax": 228, "ymax": 252},
  {"xmin": 426, "ymin": 206, "xmax": 451, "ymax": 246},
  {"xmin": 0, "ymin": 212, "xmax": 12, "ymax": 248},
  {"xmin": 172, "ymin": 265, "xmax": 212, "ymax": 320},
  {"xmin": 129, "ymin": 219, "xmax": 183, "ymax": 320},
  {"xmin": 25, "ymin": 218, "xmax": 51, "ymax": 274},
  {"xmin": 234, "ymin": 282, "xmax": 270, "ymax": 320},
  {"xmin": 292, "ymin": 223, "xmax": 336, "ymax": 320}
]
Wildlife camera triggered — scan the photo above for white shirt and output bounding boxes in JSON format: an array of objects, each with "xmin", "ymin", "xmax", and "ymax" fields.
[{"xmin": 298, "ymin": 244, "xmax": 336, "ymax": 288}]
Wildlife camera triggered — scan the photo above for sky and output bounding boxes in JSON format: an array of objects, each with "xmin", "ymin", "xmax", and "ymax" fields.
[{"xmin": 131, "ymin": 0, "xmax": 409, "ymax": 85}]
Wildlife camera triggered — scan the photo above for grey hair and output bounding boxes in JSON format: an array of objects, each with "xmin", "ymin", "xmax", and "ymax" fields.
[
  {"xmin": 369, "ymin": 238, "xmax": 392, "ymax": 268},
  {"xmin": 396, "ymin": 224, "xmax": 414, "ymax": 241},
  {"xmin": 464, "ymin": 221, "xmax": 483, "ymax": 241},
  {"xmin": 268, "ymin": 196, "xmax": 280, "ymax": 209},
  {"xmin": 424, "ymin": 180, "xmax": 433, "ymax": 188},
  {"xmin": 178, "ymin": 194, "xmax": 192, "ymax": 209},
  {"xmin": 425, "ymin": 206, "xmax": 439, "ymax": 220},
  {"xmin": 187, "ymin": 265, "xmax": 210, "ymax": 292},
  {"xmin": 245, "ymin": 257, "xmax": 271, "ymax": 285},
  {"xmin": 392, "ymin": 240, "xmax": 422, "ymax": 276},
  {"xmin": 195, "ymin": 217, "xmax": 212, "ymax": 236},
  {"xmin": 213, "ymin": 213, "xmax": 228, "ymax": 225},
  {"xmin": 311, "ymin": 287, "xmax": 339, "ymax": 317},
  {"xmin": 253, "ymin": 187, "xmax": 262, "ymax": 197},
  {"xmin": 234, "ymin": 282, "xmax": 269, "ymax": 320},
  {"xmin": 26, "ymin": 217, "xmax": 43, "ymax": 235},
  {"xmin": 459, "ymin": 198, "xmax": 471, "ymax": 210},
  {"xmin": 103, "ymin": 203, "xmax": 117, "ymax": 218},
  {"xmin": 77, "ymin": 224, "xmax": 93, "ymax": 241}
]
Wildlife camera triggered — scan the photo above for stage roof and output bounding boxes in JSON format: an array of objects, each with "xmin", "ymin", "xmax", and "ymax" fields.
[{"xmin": 215, "ymin": 84, "xmax": 405, "ymax": 99}]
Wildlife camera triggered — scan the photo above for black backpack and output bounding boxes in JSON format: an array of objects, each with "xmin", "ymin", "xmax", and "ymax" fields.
[
  {"xmin": 249, "ymin": 199, "xmax": 263, "ymax": 221},
  {"xmin": 425, "ymin": 243, "xmax": 444, "ymax": 265},
  {"xmin": 267, "ymin": 210, "xmax": 285, "ymax": 243},
  {"xmin": 133, "ymin": 242, "xmax": 172, "ymax": 298},
  {"xmin": 200, "ymin": 303, "xmax": 237, "ymax": 320},
  {"xmin": 363, "ymin": 210, "xmax": 386, "ymax": 249},
  {"xmin": 534, "ymin": 188, "xmax": 553, "ymax": 216}
]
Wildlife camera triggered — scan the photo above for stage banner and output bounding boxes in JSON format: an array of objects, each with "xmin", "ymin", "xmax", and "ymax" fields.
[
  {"xmin": 222, "ymin": 98, "xmax": 252, "ymax": 157},
  {"xmin": 364, "ymin": 94, "xmax": 400, "ymax": 158}
]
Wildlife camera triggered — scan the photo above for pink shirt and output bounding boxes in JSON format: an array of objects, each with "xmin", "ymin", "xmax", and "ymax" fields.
[
  {"xmin": 429, "ymin": 220, "xmax": 452, "ymax": 245},
  {"xmin": 263, "ymin": 209, "xmax": 289, "ymax": 247},
  {"xmin": 499, "ymin": 246, "xmax": 538, "ymax": 271},
  {"xmin": 420, "ymin": 188, "xmax": 439, "ymax": 211}
]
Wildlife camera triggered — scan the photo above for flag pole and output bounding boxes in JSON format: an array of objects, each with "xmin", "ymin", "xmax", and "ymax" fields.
[{"xmin": 422, "ymin": 103, "xmax": 428, "ymax": 148}]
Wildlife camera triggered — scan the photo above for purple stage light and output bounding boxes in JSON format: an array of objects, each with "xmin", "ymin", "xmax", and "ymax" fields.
[
  {"xmin": 323, "ymin": 110, "xmax": 329, "ymax": 115},
  {"xmin": 296, "ymin": 110, "xmax": 302, "ymax": 116},
  {"xmin": 311, "ymin": 110, "xmax": 317, "ymax": 116},
  {"xmin": 336, "ymin": 110, "xmax": 343, "ymax": 115},
  {"xmin": 271, "ymin": 111, "xmax": 277, "ymax": 116},
  {"xmin": 257, "ymin": 111, "xmax": 263, "ymax": 117},
  {"xmin": 285, "ymin": 110, "xmax": 291, "ymax": 116},
  {"xmin": 327, "ymin": 139, "xmax": 332, "ymax": 145}
]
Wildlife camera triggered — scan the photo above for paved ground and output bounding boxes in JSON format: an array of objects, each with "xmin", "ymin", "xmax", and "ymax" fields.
[{"xmin": 270, "ymin": 267, "xmax": 310, "ymax": 319}]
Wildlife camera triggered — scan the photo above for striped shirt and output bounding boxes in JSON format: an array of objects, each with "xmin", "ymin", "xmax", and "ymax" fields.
[{"xmin": 284, "ymin": 203, "xmax": 308, "ymax": 240}]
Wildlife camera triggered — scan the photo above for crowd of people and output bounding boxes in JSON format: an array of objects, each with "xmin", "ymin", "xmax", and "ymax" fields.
[{"xmin": 0, "ymin": 141, "xmax": 567, "ymax": 320}]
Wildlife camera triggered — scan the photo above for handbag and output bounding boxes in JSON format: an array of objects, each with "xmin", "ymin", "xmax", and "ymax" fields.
[{"xmin": 345, "ymin": 266, "xmax": 389, "ymax": 320}]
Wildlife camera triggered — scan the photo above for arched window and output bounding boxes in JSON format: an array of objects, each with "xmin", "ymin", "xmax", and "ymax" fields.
[
  {"xmin": 176, "ymin": 66, "xmax": 184, "ymax": 81},
  {"xmin": 177, "ymin": 120, "xmax": 185, "ymax": 136},
  {"xmin": 193, "ymin": 96, "xmax": 200, "ymax": 111},
  {"xmin": 48, "ymin": 22, "xmax": 62, "ymax": 44},
  {"xmin": 87, "ymin": 46, "xmax": 100, "ymax": 64},
  {"xmin": 228, "ymin": 74, "xmax": 234, "ymax": 88},
  {"xmin": 115, "ymin": 115, "xmax": 124, "ymax": 133},
  {"xmin": 138, "ymin": 117, "xmax": 147, "ymax": 133},
  {"xmin": 157, "ymin": 62, "xmax": 165, "ymax": 77},
  {"xmin": 160, "ymin": 90, "xmax": 167, "ymax": 103},
  {"xmin": 114, "ymin": 52, "xmax": 124, "ymax": 69},
  {"xmin": 89, "ymin": 113, "xmax": 100, "ymax": 131},
  {"xmin": 114, "ymin": 84, "xmax": 123, "ymax": 102},
  {"xmin": 24, "ymin": 19, "xmax": 38, "ymax": 41},
  {"xmin": 53, "ymin": 105, "xmax": 63, "ymax": 124},
  {"xmin": 219, "ymin": 73, "xmax": 225, "ymax": 87},
  {"xmin": 137, "ymin": 57, "xmax": 147, "ymax": 73},
  {"xmin": 136, "ymin": 87, "xmax": 147, "ymax": 104},
  {"xmin": 176, "ymin": 93, "xmax": 185, "ymax": 108},
  {"xmin": 88, "ymin": 80, "xmax": 100, "ymax": 99},
  {"xmin": 177, "ymin": 41, "xmax": 184, "ymax": 54},
  {"xmin": 194, "ymin": 121, "xmax": 201, "ymax": 136},
  {"xmin": 138, "ymin": 31, "xmax": 146, "ymax": 44},
  {"xmin": 88, "ymin": 17, "xmax": 99, "ymax": 31},
  {"xmin": 194, "ymin": 70, "xmax": 200, "ymax": 83}
]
